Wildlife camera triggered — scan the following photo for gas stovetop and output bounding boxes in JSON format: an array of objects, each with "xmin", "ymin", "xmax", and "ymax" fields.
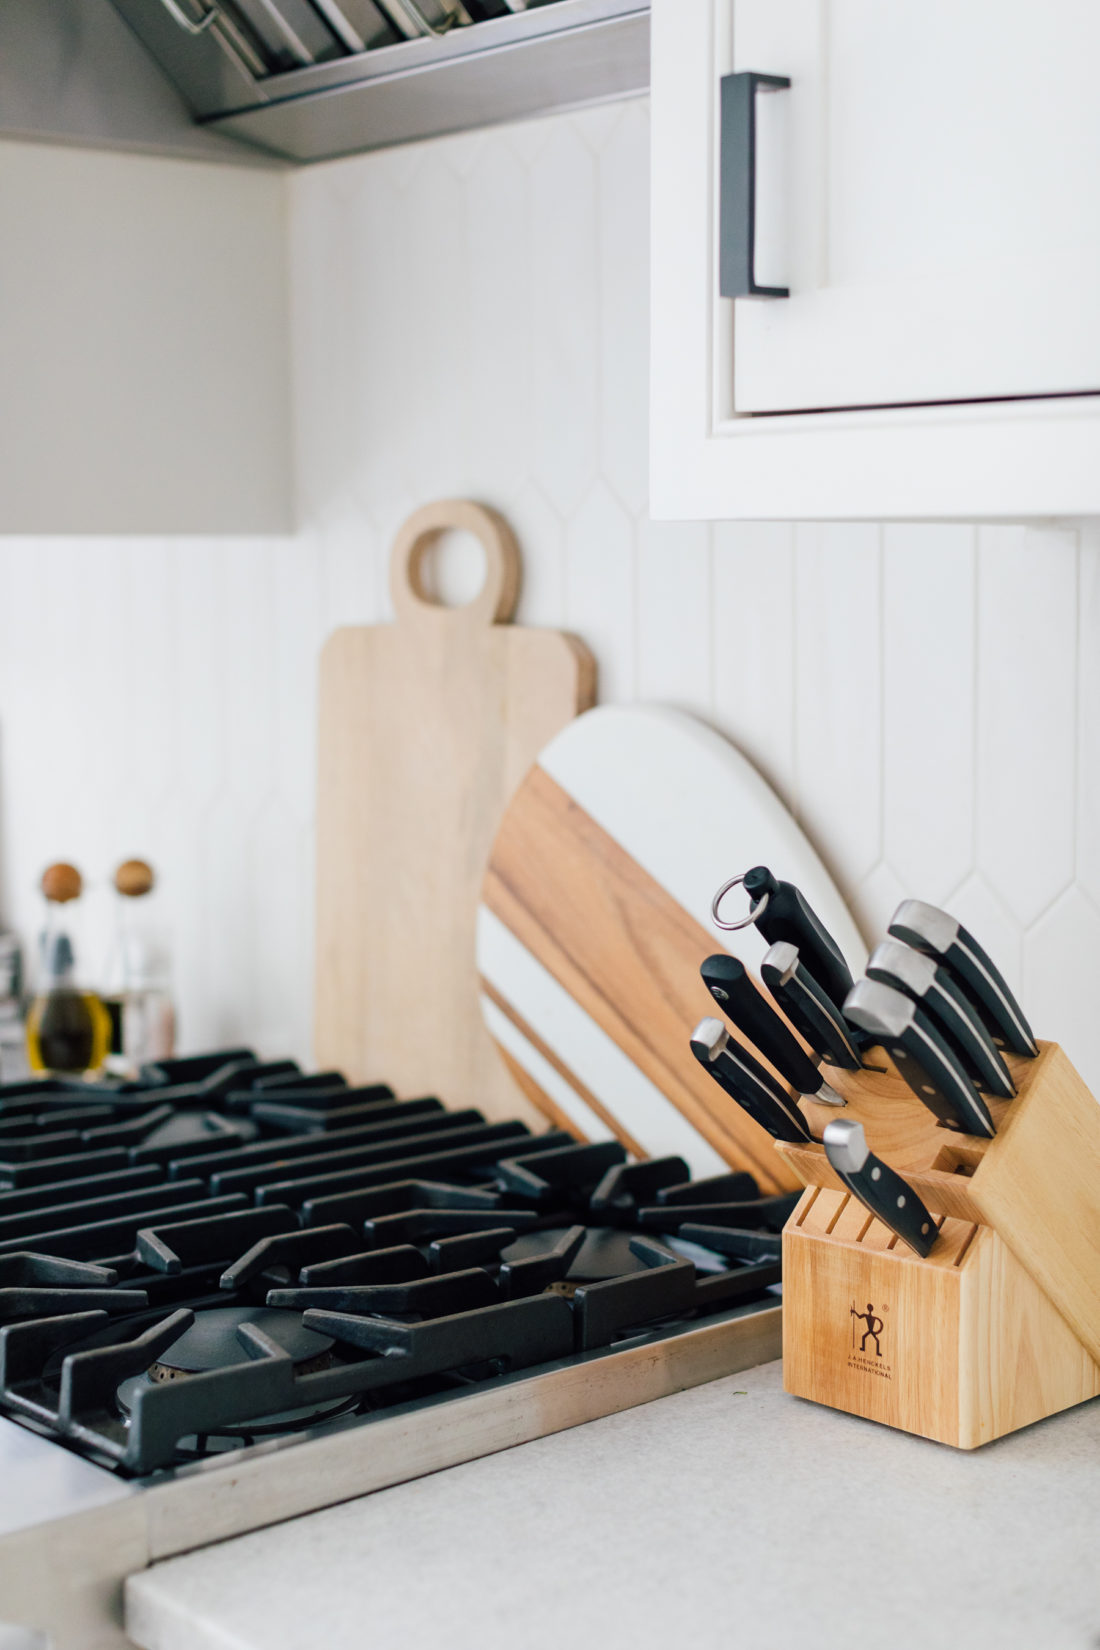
[{"xmin": 0, "ymin": 1051, "xmax": 789, "ymax": 1479}]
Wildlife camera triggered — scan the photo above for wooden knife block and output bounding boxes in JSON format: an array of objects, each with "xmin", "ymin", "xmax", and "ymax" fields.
[{"xmin": 775, "ymin": 1040, "xmax": 1100, "ymax": 1448}]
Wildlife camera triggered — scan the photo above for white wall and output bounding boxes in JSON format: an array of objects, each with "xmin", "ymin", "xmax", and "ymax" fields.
[
  {"xmin": 0, "ymin": 138, "xmax": 291, "ymax": 533},
  {"xmin": 1, "ymin": 99, "xmax": 1097, "ymax": 1091}
]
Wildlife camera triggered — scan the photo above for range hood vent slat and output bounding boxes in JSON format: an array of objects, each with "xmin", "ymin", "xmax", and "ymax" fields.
[{"xmin": 109, "ymin": 0, "xmax": 648, "ymax": 163}]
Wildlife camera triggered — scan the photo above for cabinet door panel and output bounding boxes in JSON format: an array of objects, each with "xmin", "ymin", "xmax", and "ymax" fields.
[{"xmin": 731, "ymin": 0, "xmax": 1100, "ymax": 413}]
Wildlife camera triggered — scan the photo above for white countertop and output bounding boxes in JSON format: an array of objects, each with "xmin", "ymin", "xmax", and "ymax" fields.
[
  {"xmin": 0, "ymin": 1415, "xmax": 135, "ymax": 1540},
  {"xmin": 125, "ymin": 1360, "xmax": 1100, "ymax": 1650}
]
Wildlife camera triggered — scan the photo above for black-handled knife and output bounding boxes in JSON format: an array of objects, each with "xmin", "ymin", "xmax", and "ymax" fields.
[
  {"xmin": 888, "ymin": 899, "xmax": 1038, "ymax": 1058},
  {"xmin": 689, "ymin": 1018, "xmax": 814, "ymax": 1144},
  {"xmin": 867, "ymin": 938, "xmax": 1015, "ymax": 1099},
  {"xmin": 760, "ymin": 941, "xmax": 863, "ymax": 1071},
  {"xmin": 844, "ymin": 979, "xmax": 996, "ymax": 1139},
  {"xmin": 700, "ymin": 954, "xmax": 846, "ymax": 1106},
  {"xmin": 744, "ymin": 866, "xmax": 856, "ymax": 1015},
  {"xmin": 822, "ymin": 1119, "xmax": 938, "ymax": 1258}
]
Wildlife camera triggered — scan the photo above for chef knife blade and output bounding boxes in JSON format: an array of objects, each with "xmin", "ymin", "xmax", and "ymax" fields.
[
  {"xmin": 867, "ymin": 938, "xmax": 1015, "ymax": 1099},
  {"xmin": 844, "ymin": 979, "xmax": 996, "ymax": 1138},
  {"xmin": 743, "ymin": 866, "xmax": 856, "ymax": 1014},
  {"xmin": 887, "ymin": 899, "xmax": 1038, "ymax": 1058},
  {"xmin": 689, "ymin": 1018, "xmax": 814, "ymax": 1144},
  {"xmin": 823, "ymin": 1119, "xmax": 938, "ymax": 1257},
  {"xmin": 760, "ymin": 941, "xmax": 863, "ymax": 1071},
  {"xmin": 700, "ymin": 954, "xmax": 845, "ymax": 1106}
]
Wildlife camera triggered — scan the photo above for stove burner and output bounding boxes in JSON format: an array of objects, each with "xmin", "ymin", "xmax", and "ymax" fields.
[
  {"xmin": 147, "ymin": 1306, "xmax": 334, "ymax": 1381},
  {"xmin": 116, "ymin": 1307, "xmax": 349, "ymax": 1445}
]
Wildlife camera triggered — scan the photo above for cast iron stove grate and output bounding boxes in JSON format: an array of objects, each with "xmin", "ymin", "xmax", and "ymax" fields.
[{"xmin": 0, "ymin": 1052, "xmax": 789, "ymax": 1475}]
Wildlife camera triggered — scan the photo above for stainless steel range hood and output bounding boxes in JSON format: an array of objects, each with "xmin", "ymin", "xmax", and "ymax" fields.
[{"xmin": 108, "ymin": 0, "xmax": 649, "ymax": 163}]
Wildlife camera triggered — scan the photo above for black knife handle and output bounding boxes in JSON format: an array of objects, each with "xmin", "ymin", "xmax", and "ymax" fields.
[
  {"xmin": 888, "ymin": 899, "xmax": 1038, "ymax": 1058},
  {"xmin": 867, "ymin": 940, "xmax": 1015, "ymax": 1099},
  {"xmin": 761, "ymin": 942, "xmax": 863, "ymax": 1071},
  {"xmin": 927, "ymin": 968, "xmax": 1015, "ymax": 1096},
  {"xmin": 713, "ymin": 1041, "xmax": 815, "ymax": 1143},
  {"xmin": 690, "ymin": 1020, "xmax": 813, "ymax": 1144},
  {"xmin": 744, "ymin": 866, "xmax": 856, "ymax": 1014},
  {"xmin": 890, "ymin": 1037, "xmax": 995, "ymax": 1137},
  {"xmin": 845, "ymin": 980, "xmax": 996, "ymax": 1139},
  {"xmin": 700, "ymin": 954, "xmax": 836, "ymax": 1099},
  {"xmin": 823, "ymin": 1120, "xmax": 937, "ymax": 1258}
]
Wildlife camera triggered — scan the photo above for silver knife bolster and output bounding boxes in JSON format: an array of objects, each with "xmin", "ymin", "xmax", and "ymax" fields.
[{"xmin": 822, "ymin": 1118, "xmax": 869, "ymax": 1173}]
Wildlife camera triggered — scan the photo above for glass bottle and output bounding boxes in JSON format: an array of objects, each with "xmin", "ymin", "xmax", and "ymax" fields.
[
  {"xmin": 25, "ymin": 863, "xmax": 110, "ymax": 1076},
  {"xmin": 0, "ymin": 929, "xmax": 26, "ymax": 1082},
  {"xmin": 103, "ymin": 859, "xmax": 176, "ymax": 1076}
]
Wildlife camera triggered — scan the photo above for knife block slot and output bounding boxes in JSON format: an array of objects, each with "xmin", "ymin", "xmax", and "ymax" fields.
[
  {"xmin": 928, "ymin": 1144, "xmax": 984, "ymax": 1177},
  {"xmin": 776, "ymin": 1040, "xmax": 1100, "ymax": 1448}
]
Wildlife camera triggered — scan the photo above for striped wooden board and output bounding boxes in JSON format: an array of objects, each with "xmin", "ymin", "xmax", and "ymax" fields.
[{"xmin": 477, "ymin": 705, "xmax": 867, "ymax": 1192}]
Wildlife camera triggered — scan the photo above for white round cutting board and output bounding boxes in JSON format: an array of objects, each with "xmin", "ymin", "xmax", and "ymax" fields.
[{"xmin": 477, "ymin": 704, "xmax": 867, "ymax": 1190}]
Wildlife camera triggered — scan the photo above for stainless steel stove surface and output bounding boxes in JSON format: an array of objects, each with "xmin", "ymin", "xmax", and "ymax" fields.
[{"xmin": 0, "ymin": 1049, "xmax": 787, "ymax": 1482}]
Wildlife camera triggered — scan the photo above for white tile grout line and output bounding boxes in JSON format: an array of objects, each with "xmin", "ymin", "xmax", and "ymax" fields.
[
  {"xmin": 876, "ymin": 522, "xmax": 886, "ymax": 869},
  {"xmin": 705, "ymin": 523, "xmax": 717, "ymax": 718},
  {"xmin": 971, "ymin": 525, "xmax": 982, "ymax": 874},
  {"xmin": 628, "ymin": 509, "xmax": 640, "ymax": 704},
  {"xmin": 1072, "ymin": 526, "xmax": 1082, "ymax": 882},
  {"xmin": 789, "ymin": 524, "xmax": 802, "ymax": 831}
]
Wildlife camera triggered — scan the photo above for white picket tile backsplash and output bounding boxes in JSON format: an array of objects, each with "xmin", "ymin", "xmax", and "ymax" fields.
[
  {"xmin": 976, "ymin": 524, "xmax": 1079, "ymax": 928},
  {"xmin": 710, "ymin": 522, "xmax": 797, "ymax": 809},
  {"xmin": 1, "ymin": 98, "xmax": 1099, "ymax": 1094},
  {"xmin": 881, "ymin": 523, "xmax": 975, "ymax": 900},
  {"xmin": 793, "ymin": 523, "xmax": 883, "ymax": 891}
]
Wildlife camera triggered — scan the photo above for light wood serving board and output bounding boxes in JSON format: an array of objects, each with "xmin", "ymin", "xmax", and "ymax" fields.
[
  {"xmin": 315, "ymin": 500, "xmax": 595, "ymax": 1121},
  {"xmin": 477, "ymin": 705, "xmax": 867, "ymax": 1191}
]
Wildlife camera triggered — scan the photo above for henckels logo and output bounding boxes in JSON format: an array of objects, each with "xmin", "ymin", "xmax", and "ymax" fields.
[
  {"xmin": 851, "ymin": 1302, "xmax": 883, "ymax": 1356},
  {"xmin": 847, "ymin": 1300, "xmax": 892, "ymax": 1381}
]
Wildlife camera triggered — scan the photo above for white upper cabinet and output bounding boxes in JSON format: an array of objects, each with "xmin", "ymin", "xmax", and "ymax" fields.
[{"xmin": 650, "ymin": 1, "xmax": 1100, "ymax": 520}]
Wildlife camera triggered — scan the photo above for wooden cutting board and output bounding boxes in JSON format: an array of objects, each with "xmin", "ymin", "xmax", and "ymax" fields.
[
  {"xmin": 477, "ymin": 705, "xmax": 867, "ymax": 1191},
  {"xmin": 314, "ymin": 500, "xmax": 595, "ymax": 1121}
]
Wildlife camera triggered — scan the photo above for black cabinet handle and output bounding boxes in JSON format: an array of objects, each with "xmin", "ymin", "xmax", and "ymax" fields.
[{"xmin": 719, "ymin": 71, "xmax": 791, "ymax": 299}]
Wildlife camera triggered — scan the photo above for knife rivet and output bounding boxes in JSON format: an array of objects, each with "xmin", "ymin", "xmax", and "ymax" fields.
[
  {"xmin": 897, "ymin": 1195, "xmax": 906, "ymax": 1207},
  {"xmin": 921, "ymin": 1085, "xmax": 936, "ymax": 1096},
  {"xmin": 921, "ymin": 1223, "xmax": 930, "ymax": 1234},
  {"xmin": 711, "ymin": 987, "xmax": 729, "ymax": 1002},
  {"xmin": 871, "ymin": 1167, "xmax": 881, "ymax": 1180}
]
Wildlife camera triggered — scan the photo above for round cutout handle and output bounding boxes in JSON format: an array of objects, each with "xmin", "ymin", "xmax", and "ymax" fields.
[{"xmin": 390, "ymin": 500, "xmax": 521, "ymax": 630}]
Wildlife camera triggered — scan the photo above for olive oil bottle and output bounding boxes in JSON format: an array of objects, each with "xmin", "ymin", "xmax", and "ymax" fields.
[{"xmin": 26, "ymin": 862, "xmax": 110, "ymax": 1076}]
